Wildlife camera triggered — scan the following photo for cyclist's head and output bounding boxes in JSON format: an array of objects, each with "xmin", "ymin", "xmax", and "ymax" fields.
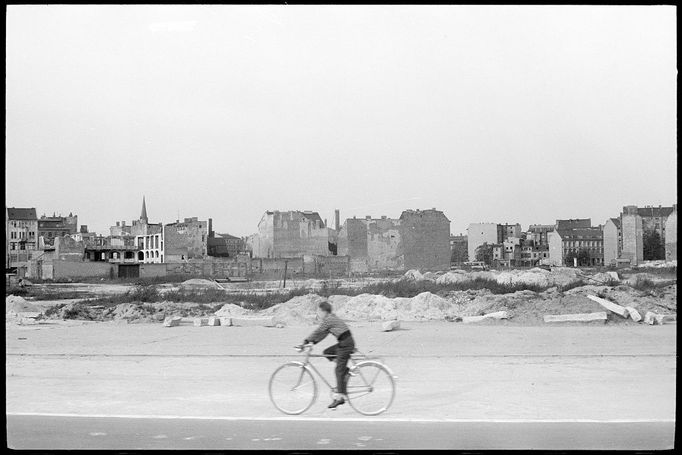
[{"xmin": 318, "ymin": 301, "xmax": 332, "ymax": 314}]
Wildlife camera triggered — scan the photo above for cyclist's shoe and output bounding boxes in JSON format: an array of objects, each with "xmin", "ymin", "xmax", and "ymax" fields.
[{"xmin": 328, "ymin": 398, "xmax": 345, "ymax": 409}]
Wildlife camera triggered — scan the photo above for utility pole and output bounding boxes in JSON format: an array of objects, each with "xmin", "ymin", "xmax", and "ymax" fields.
[{"xmin": 282, "ymin": 260, "xmax": 288, "ymax": 288}]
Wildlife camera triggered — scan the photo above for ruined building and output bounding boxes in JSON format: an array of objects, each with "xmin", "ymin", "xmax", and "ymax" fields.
[
  {"xmin": 37, "ymin": 212, "xmax": 78, "ymax": 247},
  {"xmin": 337, "ymin": 216, "xmax": 403, "ymax": 272},
  {"xmin": 249, "ymin": 210, "xmax": 336, "ymax": 258},
  {"xmin": 338, "ymin": 209, "xmax": 451, "ymax": 272},
  {"xmin": 163, "ymin": 217, "xmax": 208, "ymax": 262}
]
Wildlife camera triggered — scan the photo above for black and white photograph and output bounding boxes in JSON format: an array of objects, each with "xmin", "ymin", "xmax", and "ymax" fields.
[{"xmin": 5, "ymin": 4, "xmax": 676, "ymax": 451}]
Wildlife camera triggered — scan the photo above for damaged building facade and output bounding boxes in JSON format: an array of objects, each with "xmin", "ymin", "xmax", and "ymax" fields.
[
  {"xmin": 248, "ymin": 210, "xmax": 336, "ymax": 259},
  {"xmin": 163, "ymin": 217, "xmax": 208, "ymax": 263},
  {"xmin": 338, "ymin": 209, "xmax": 450, "ymax": 272}
]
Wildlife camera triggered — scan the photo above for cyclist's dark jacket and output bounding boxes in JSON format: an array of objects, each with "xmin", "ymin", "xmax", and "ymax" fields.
[{"xmin": 305, "ymin": 313, "xmax": 350, "ymax": 344}]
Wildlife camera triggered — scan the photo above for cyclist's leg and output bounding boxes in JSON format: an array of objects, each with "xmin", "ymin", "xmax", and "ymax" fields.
[
  {"xmin": 323, "ymin": 344, "xmax": 338, "ymax": 362},
  {"xmin": 335, "ymin": 338, "xmax": 355, "ymax": 396}
]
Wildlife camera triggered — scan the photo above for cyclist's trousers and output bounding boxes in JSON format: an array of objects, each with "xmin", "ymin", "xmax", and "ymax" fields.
[{"xmin": 323, "ymin": 335, "xmax": 355, "ymax": 395}]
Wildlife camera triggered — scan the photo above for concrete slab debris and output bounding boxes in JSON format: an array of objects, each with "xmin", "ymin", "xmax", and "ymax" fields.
[
  {"xmin": 625, "ymin": 307, "xmax": 642, "ymax": 322},
  {"xmin": 462, "ymin": 311, "xmax": 509, "ymax": 324},
  {"xmin": 543, "ymin": 312, "xmax": 608, "ymax": 323},
  {"xmin": 218, "ymin": 317, "xmax": 233, "ymax": 327},
  {"xmin": 193, "ymin": 318, "xmax": 209, "ymax": 327},
  {"xmin": 643, "ymin": 312, "xmax": 658, "ymax": 325},
  {"xmin": 587, "ymin": 295, "xmax": 629, "ymax": 318},
  {"xmin": 163, "ymin": 316, "xmax": 182, "ymax": 327},
  {"xmin": 207, "ymin": 316, "xmax": 221, "ymax": 326},
  {"xmin": 606, "ymin": 271, "xmax": 619, "ymax": 281},
  {"xmin": 382, "ymin": 320, "xmax": 401, "ymax": 331},
  {"xmin": 17, "ymin": 312, "xmax": 42, "ymax": 319},
  {"xmin": 231, "ymin": 317, "xmax": 276, "ymax": 327}
]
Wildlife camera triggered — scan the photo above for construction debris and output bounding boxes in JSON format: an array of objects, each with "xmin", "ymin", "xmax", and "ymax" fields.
[
  {"xmin": 625, "ymin": 307, "xmax": 642, "ymax": 322},
  {"xmin": 218, "ymin": 317, "xmax": 232, "ymax": 327},
  {"xmin": 207, "ymin": 316, "xmax": 221, "ymax": 326},
  {"xmin": 462, "ymin": 311, "xmax": 509, "ymax": 324},
  {"xmin": 382, "ymin": 320, "xmax": 401, "ymax": 331},
  {"xmin": 163, "ymin": 316, "xmax": 182, "ymax": 327},
  {"xmin": 193, "ymin": 317, "xmax": 209, "ymax": 327},
  {"xmin": 587, "ymin": 295, "xmax": 629, "ymax": 318},
  {"xmin": 544, "ymin": 312, "xmax": 608, "ymax": 323}
]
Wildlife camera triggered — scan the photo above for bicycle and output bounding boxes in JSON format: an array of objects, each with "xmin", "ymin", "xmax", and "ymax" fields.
[{"xmin": 268, "ymin": 343, "xmax": 397, "ymax": 416}]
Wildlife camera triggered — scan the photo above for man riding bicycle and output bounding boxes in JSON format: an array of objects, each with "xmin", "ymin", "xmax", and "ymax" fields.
[{"xmin": 299, "ymin": 301, "xmax": 355, "ymax": 409}]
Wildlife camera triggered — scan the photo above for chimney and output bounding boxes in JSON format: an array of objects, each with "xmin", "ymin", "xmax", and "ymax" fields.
[
  {"xmin": 208, "ymin": 218, "xmax": 213, "ymax": 238},
  {"xmin": 365, "ymin": 215, "xmax": 371, "ymax": 220},
  {"xmin": 116, "ymin": 221, "xmax": 120, "ymax": 227},
  {"xmin": 324, "ymin": 218, "xmax": 327, "ymax": 228},
  {"xmin": 335, "ymin": 209, "xmax": 340, "ymax": 231},
  {"xmin": 122, "ymin": 221, "xmax": 126, "ymax": 227}
]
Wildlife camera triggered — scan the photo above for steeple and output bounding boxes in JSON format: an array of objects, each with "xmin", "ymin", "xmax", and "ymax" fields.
[{"xmin": 140, "ymin": 196, "xmax": 148, "ymax": 223}]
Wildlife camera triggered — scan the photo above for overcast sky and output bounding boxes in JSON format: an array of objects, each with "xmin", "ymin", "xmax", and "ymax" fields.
[{"xmin": 5, "ymin": 5, "xmax": 677, "ymax": 236}]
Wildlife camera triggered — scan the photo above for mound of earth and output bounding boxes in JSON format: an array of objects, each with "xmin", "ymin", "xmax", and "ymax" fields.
[{"xmin": 6, "ymin": 295, "xmax": 41, "ymax": 314}]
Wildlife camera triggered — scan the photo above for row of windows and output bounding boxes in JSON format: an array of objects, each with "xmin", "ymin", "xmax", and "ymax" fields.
[
  {"xmin": 9, "ymin": 231, "xmax": 35, "ymax": 239},
  {"xmin": 9, "ymin": 221, "xmax": 36, "ymax": 228}
]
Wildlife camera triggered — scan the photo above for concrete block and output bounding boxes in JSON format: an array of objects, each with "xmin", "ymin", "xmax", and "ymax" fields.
[
  {"xmin": 207, "ymin": 316, "xmax": 221, "ymax": 326},
  {"xmin": 218, "ymin": 317, "xmax": 232, "ymax": 327},
  {"xmin": 544, "ymin": 312, "xmax": 608, "ymax": 323},
  {"xmin": 17, "ymin": 312, "xmax": 42, "ymax": 319},
  {"xmin": 275, "ymin": 323, "xmax": 285, "ymax": 328},
  {"xmin": 644, "ymin": 312, "xmax": 656, "ymax": 325},
  {"xmin": 230, "ymin": 317, "xmax": 276, "ymax": 327},
  {"xmin": 163, "ymin": 316, "xmax": 182, "ymax": 327},
  {"xmin": 382, "ymin": 320, "xmax": 401, "ymax": 331},
  {"xmin": 662, "ymin": 314, "xmax": 677, "ymax": 323},
  {"xmin": 625, "ymin": 307, "xmax": 642, "ymax": 322},
  {"xmin": 606, "ymin": 271, "xmax": 620, "ymax": 281},
  {"xmin": 193, "ymin": 317, "xmax": 209, "ymax": 327},
  {"xmin": 587, "ymin": 295, "xmax": 629, "ymax": 317},
  {"xmin": 462, "ymin": 311, "xmax": 509, "ymax": 324}
]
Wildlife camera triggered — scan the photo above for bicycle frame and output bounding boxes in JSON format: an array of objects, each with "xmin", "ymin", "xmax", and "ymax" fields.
[{"xmin": 292, "ymin": 347, "xmax": 390, "ymax": 397}]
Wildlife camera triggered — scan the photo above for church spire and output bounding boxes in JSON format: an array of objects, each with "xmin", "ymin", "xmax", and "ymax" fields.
[{"xmin": 140, "ymin": 196, "xmax": 148, "ymax": 223}]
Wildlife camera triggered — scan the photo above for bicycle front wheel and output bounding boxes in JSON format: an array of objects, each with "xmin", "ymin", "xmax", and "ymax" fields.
[
  {"xmin": 346, "ymin": 361, "xmax": 396, "ymax": 416},
  {"xmin": 269, "ymin": 362, "xmax": 317, "ymax": 415}
]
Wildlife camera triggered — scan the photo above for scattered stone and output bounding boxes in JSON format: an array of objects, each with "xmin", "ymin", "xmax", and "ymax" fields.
[
  {"xmin": 275, "ymin": 323, "xmax": 285, "ymax": 328},
  {"xmin": 544, "ymin": 312, "xmax": 608, "ymax": 323},
  {"xmin": 625, "ymin": 307, "xmax": 642, "ymax": 322},
  {"xmin": 587, "ymin": 295, "xmax": 629, "ymax": 318},
  {"xmin": 381, "ymin": 320, "xmax": 401, "ymax": 331},
  {"xmin": 606, "ymin": 271, "xmax": 620, "ymax": 281},
  {"xmin": 644, "ymin": 312, "xmax": 656, "ymax": 325},
  {"xmin": 163, "ymin": 316, "xmax": 182, "ymax": 327}
]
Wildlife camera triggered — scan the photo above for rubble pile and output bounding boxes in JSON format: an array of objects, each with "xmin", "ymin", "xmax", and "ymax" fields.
[{"xmin": 179, "ymin": 279, "xmax": 223, "ymax": 290}]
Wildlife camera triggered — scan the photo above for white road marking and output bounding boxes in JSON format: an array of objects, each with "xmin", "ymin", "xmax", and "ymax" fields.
[{"xmin": 6, "ymin": 412, "xmax": 675, "ymax": 424}]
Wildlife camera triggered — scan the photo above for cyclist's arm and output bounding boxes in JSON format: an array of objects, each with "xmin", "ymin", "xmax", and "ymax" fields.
[{"xmin": 304, "ymin": 319, "xmax": 330, "ymax": 345}]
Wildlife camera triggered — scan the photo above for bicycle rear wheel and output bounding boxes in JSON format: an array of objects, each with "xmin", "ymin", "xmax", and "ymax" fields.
[
  {"xmin": 346, "ymin": 361, "xmax": 395, "ymax": 416},
  {"xmin": 269, "ymin": 362, "xmax": 317, "ymax": 415}
]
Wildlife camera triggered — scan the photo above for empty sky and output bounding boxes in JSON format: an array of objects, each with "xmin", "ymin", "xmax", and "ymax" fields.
[{"xmin": 5, "ymin": 5, "xmax": 677, "ymax": 236}]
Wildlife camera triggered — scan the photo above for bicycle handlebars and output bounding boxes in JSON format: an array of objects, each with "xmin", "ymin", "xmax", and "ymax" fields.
[{"xmin": 294, "ymin": 343, "xmax": 313, "ymax": 352}]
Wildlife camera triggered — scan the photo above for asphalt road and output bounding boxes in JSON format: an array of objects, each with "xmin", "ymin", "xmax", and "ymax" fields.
[{"xmin": 6, "ymin": 414, "xmax": 675, "ymax": 450}]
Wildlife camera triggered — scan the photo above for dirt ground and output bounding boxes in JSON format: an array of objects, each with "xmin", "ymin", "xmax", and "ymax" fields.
[{"xmin": 5, "ymin": 321, "xmax": 676, "ymax": 421}]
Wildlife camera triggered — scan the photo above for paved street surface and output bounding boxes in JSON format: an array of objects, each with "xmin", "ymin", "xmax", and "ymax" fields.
[
  {"xmin": 7, "ymin": 415, "xmax": 675, "ymax": 450},
  {"xmin": 6, "ymin": 321, "xmax": 676, "ymax": 449}
]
